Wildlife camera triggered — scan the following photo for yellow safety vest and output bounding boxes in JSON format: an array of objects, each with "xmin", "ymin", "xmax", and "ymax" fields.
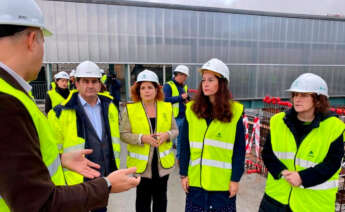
[
  {"xmin": 166, "ymin": 81, "xmax": 188, "ymax": 118},
  {"xmin": 126, "ymin": 101, "xmax": 175, "ymax": 173},
  {"xmin": 101, "ymin": 75, "xmax": 107, "ymax": 84},
  {"xmin": 265, "ymin": 112, "xmax": 345, "ymax": 212},
  {"xmin": 47, "ymin": 89, "xmax": 67, "ymax": 109},
  {"xmin": 50, "ymin": 81, "xmax": 56, "ymax": 90},
  {"xmin": 186, "ymin": 101, "xmax": 243, "ymax": 191},
  {"xmin": 0, "ymin": 78, "xmax": 65, "ymax": 212},
  {"xmin": 47, "ymin": 92, "xmax": 120, "ymax": 185}
]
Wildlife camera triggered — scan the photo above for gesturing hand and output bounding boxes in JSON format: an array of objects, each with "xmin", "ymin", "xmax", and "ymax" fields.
[
  {"xmin": 61, "ymin": 149, "xmax": 100, "ymax": 179},
  {"xmin": 106, "ymin": 167, "xmax": 141, "ymax": 193}
]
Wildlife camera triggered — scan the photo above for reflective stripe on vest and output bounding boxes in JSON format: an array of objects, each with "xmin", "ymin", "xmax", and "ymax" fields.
[
  {"xmin": 48, "ymin": 156, "xmax": 62, "ymax": 177},
  {"xmin": 166, "ymin": 81, "xmax": 188, "ymax": 118},
  {"xmin": 128, "ymin": 152, "xmax": 149, "ymax": 161},
  {"xmin": 126, "ymin": 101, "xmax": 175, "ymax": 173},
  {"xmin": 64, "ymin": 143, "xmax": 84, "ymax": 153},
  {"xmin": 190, "ymin": 158, "xmax": 232, "ymax": 169},
  {"xmin": 0, "ymin": 78, "xmax": 66, "ymax": 211},
  {"xmin": 190, "ymin": 139, "xmax": 234, "ymax": 150},
  {"xmin": 266, "ymin": 112, "xmax": 345, "ymax": 211},
  {"xmin": 112, "ymin": 137, "xmax": 120, "ymax": 145},
  {"xmin": 48, "ymin": 92, "xmax": 121, "ymax": 185},
  {"xmin": 186, "ymin": 100, "xmax": 243, "ymax": 191}
]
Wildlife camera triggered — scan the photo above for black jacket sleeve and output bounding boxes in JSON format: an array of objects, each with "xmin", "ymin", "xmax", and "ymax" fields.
[
  {"xmin": 262, "ymin": 133, "xmax": 288, "ymax": 179},
  {"xmin": 179, "ymin": 118, "xmax": 190, "ymax": 176},
  {"xmin": 45, "ymin": 93, "xmax": 52, "ymax": 114},
  {"xmin": 231, "ymin": 116, "xmax": 246, "ymax": 182},
  {"xmin": 299, "ymin": 133, "xmax": 344, "ymax": 188}
]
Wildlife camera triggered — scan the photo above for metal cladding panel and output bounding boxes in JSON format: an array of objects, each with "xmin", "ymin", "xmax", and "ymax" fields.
[{"xmin": 37, "ymin": 0, "xmax": 345, "ymax": 98}]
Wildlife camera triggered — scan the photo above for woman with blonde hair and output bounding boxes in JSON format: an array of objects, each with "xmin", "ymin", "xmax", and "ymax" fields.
[
  {"xmin": 120, "ymin": 70, "xmax": 178, "ymax": 212},
  {"xmin": 179, "ymin": 58, "xmax": 246, "ymax": 212}
]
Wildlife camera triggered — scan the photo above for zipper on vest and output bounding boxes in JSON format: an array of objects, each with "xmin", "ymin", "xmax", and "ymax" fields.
[
  {"xmin": 140, "ymin": 101, "xmax": 156, "ymax": 175},
  {"xmin": 288, "ymin": 140, "xmax": 300, "ymax": 207},
  {"xmin": 200, "ymin": 122, "xmax": 211, "ymax": 189}
]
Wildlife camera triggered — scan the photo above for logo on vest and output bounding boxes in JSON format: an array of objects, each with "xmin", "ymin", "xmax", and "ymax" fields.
[
  {"xmin": 308, "ymin": 151, "xmax": 314, "ymax": 158},
  {"xmin": 163, "ymin": 113, "xmax": 168, "ymax": 121},
  {"xmin": 216, "ymin": 132, "xmax": 222, "ymax": 138}
]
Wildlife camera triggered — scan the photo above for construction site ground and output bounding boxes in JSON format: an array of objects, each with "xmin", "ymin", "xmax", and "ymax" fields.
[{"xmin": 107, "ymin": 142, "xmax": 266, "ymax": 212}]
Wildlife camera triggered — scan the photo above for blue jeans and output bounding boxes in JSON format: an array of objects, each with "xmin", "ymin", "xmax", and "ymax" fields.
[{"xmin": 175, "ymin": 117, "xmax": 184, "ymax": 160}]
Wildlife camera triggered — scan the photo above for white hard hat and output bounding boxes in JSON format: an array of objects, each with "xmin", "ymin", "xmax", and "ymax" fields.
[
  {"xmin": 100, "ymin": 69, "xmax": 105, "ymax": 74},
  {"xmin": 174, "ymin": 65, "xmax": 190, "ymax": 76},
  {"xmin": 75, "ymin": 61, "xmax": 102, "ymax": 78},
  {"xmin": 286, "ymin": 73, "xmax": 329, "ymax": 97},
  {"xmin": 200, "ymin": 58, "xmax": 230, "ymax": 82},
  {"xmin": 69, "ymin": 69, "xmax": 75, "ymax": 77},
  {"xmin": 54, "ymin": 71, "xmax": 69, "ymax": 80},
  {"xmin": 0, "ymin": 0, "xmax": 52, "ymax": 36},
  {"xmin": 137, "ymin": 69, "xmax": 159, "ymax": 84}
]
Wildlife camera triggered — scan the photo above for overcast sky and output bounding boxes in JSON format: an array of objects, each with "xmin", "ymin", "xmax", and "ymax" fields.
[{"xmin": 125, "ymin": 0, "xmax": 345, "ymax": 17}]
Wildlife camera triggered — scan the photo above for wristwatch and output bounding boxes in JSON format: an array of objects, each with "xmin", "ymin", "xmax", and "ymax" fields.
[{"xmin": 103, "ymin": 177, "xmax": 112, "ymax": 191}]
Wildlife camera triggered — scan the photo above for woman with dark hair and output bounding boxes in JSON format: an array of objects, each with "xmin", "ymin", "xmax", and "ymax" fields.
[
  {"xmin": 259, "ymin": 73, "xmax": 345, "ymax": 212},
  {"xmin": 120, "ymin": 69, "xmax": 178, "ymax": 212},
  {"xmin": 179, "ymin": 58, "xmax": 246, "ymax": 212}
]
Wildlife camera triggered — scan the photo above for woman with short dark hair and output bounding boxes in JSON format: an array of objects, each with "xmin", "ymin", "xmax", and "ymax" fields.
[
  {"xmin": 259, "ymin": 73, "xmax": 345, "ymax": 212},
  {"xmin": 179, "ymin": 58, "xmax": 246, "ymax": 212},
  {"xmin": 120, "ymin": 69, "xmax": 178, "ymax": 212}
]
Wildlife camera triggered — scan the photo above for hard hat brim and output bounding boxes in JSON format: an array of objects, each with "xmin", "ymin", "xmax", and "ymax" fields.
[
  {"xmin": 285, "ymin": 88, "xmax": 329, "ymax": 97},
  {"xmin": 42, "ymin": 27, "xmax": 52, "ymax": 37}
]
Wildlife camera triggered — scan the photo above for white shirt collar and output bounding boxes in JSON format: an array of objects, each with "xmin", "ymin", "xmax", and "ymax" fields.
[
  {"xmin": 78, "ymin": 94, "xmax": 101, "ymax": 107},
  {"xmin": 0, "ymin": 62, "xmax": 32, "ymax": 93}
]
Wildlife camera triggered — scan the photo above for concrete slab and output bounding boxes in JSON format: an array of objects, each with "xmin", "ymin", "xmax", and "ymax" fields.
[{"xmin": 108, "ymin": 143, "xmax": 266, "ymax": 212}]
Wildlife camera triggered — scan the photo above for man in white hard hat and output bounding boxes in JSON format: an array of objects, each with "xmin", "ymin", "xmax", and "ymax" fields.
[
  {"xmin": 163, "ymin": 65, "xmax": 190, "ymax": 159},
  {"xmin": 48, "ymin": 61, "xmax": 122, "ymax": 212},
  {"xmin": 0, "ymin": 1, "xmax": 140, "ymax": 212},
  {"xmin": 44, "ymin": 71, "xmax": 70, "ymax": 113}
]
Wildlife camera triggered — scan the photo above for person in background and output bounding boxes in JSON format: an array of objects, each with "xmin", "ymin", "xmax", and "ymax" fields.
[
  {"xmin": 105, "ymin": 71, "xmax": 122, "ymax": 109},
  {"xmin": 69, "ymin": 69, "xmax": 76, "ymax": 90},
  {"xmin": 120, "ymin": 70, "xmax": 178, "ymax": 212},
  {"xmin": 179, "ymin": 58, "xmax": 245, "ymax": 212},
  {"xmin": 163, "ymin": 65, "xmax": 190, "ymax": 160},
  {"xmin": 45, "ymin": 71, "xmax": 70, "ymax": 113},
  {"xmin": 0, "ymin": 1, "xmax": 140, "ymax": 211},
  {"xmin": 259, "ymin": 73, "xmax": 345, "ymax": 212}
]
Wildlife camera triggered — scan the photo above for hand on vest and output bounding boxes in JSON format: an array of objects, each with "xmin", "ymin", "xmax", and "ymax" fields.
[
  {"xmin": 282, "ymin": 170, "xmax": 302, "ymax": 187},
  {"xmin": 141, "ymin": 135, "xmax": 160, "ymax": 147},
  {"xmin": 61, "ymin": 149, "xmax": 101, "ymax": 179},
  {"xmin": 180, "ymin": 176, "xmax": 189, "ymax": 193},
  {"xmin": 229, "ymin": 181, "xmax": 239, "ymax": 198},
  {"xmin": 106, "ymin": 167, "xmax": 141, "ymax": 193}
]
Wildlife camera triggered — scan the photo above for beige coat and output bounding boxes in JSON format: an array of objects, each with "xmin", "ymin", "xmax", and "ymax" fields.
[{"xmin": 120, "ymin": 107, "xmax": 178, "ymax": 179}]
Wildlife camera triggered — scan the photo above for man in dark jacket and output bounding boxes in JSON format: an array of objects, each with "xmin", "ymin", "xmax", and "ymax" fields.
[
  {"xmin": 0, "ymin": 0, "xmax": 140, "ymax": 211},
  {"xmin": 48, "ymin": 61, "xmax": 121, "ymax": 212}
]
